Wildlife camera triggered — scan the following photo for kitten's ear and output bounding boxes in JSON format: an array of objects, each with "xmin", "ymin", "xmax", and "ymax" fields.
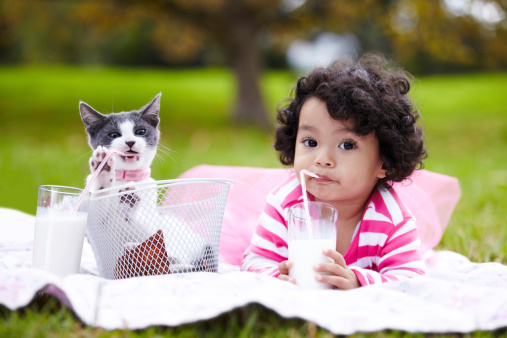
[
  {"xmin": 139, "ymin": 93, "xmax": 161, "ymax": 127},
  {"xmin": 79, "ymin": 101, "xmax": 106, "ymax": 129}
]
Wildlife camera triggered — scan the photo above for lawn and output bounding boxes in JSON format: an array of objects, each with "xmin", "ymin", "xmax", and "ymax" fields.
[{"xmin": 0, "ymin": 65, "xmax": 506, "ymax": 336}]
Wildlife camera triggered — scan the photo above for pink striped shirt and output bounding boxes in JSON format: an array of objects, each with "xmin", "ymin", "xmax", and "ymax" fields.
[{"xmin": 241, "ymin": 169, "xmax": 426, "ymax": 286}]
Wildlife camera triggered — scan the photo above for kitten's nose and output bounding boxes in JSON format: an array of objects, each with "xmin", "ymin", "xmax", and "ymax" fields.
[{"xmin": 126, "ymin": 141, "xmax": 136, "ymax": 149}]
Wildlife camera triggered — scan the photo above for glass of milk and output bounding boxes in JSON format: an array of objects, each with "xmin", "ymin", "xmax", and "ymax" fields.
[
  {"xmin": 32, "ymin": 185, "xmax": 89, "ymax": 277},
  {"xmin": 288, "ymin": 202, "xmax": 338, "ymax": 290}
]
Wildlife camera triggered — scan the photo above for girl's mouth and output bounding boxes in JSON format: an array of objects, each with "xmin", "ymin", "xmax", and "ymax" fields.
[{"xmin": 314, "ymin": 175, "xmax": 333, "ymax": 183}]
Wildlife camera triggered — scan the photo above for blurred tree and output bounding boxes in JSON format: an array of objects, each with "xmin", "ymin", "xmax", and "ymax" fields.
[
  {"xmin": 1, "ymin": 0, "xmax": 506, "ymax": 128},
  {"xmin": 136, "ymin": 0, "xmax": 296, "ymax": 129},
  {"xmin": 291, "ymin": 0, "xmax": 507, "ymax": 73},
  {"xmin": 138, "ymin": 0, "xmax": 507, "ymax": 126}
]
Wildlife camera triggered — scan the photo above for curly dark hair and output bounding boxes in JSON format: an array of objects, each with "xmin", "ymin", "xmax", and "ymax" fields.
[{"xmin": 274, "ymin": 53, "xmax": 427, "ymax": 188}]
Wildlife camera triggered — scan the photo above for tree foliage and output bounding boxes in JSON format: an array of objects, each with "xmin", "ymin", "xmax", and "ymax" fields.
[{"xmin": 1, "ymin": 0, "xmax": 505, "ymax": 128}]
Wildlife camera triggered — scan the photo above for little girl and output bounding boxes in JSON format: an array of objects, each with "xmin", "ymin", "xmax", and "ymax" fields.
[{"xmin": 241, "ymin": 54, "xmax": 427, "ymax": 289}]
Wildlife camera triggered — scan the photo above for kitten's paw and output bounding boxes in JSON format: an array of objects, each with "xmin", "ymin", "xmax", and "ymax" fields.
[
  {"xmin": 89, "ymin": 146, "xmax": 114, "ymax": 173},
  {"xmin": 118, "ymin": 187, "xmax": 141, "ymax": 223},
  {"xmin": 119, "ymin": 187, "xmax": 140, "ymax": 210},
  {"xmin": 89, "ymin": 146, "xmax": 115, "ymax": 190}
]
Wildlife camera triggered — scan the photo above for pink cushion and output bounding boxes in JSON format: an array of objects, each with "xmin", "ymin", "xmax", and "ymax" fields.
[{"xmin": 178, "ymin": 165, "xmax": 461, "ymax": 266}]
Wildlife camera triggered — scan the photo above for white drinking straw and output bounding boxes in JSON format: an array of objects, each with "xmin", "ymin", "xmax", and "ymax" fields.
[
  {"xmin": 73, "ymin": 149, "xmax": 128, "ymax": 214},
  {"xmin": 299, "ymin": 169, "xmax": 319, "ymax": 240}
]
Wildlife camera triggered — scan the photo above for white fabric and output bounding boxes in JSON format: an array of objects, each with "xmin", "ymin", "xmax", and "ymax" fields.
[{"xmin": 1, "ymin": 207, "xmax": 507, "ymax": 334}]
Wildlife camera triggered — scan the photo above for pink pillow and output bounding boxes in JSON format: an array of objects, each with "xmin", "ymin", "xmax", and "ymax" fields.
[{"xmin": 178, "ymin": 165, "xmax": 461, "ymax": 266}]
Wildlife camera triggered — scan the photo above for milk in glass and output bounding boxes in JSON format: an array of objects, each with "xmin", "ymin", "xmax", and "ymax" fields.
[
  {"xmin": 32, "ymin": 211, "xmax": 87, "ymax": 277},
  {"xmin": 287, "ymin": 202, "xmax": 337, "ymax": 290},
  {"xmin": 32, "ymin": 185, "xmax": 89, "ymax": 277},
  {"xmin": 289, "ymin": 237, "xmax": 335, "ymax": 290}
]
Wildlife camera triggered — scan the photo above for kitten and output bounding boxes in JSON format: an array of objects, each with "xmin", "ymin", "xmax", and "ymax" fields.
[
  {"xmin": 79, "ymin": 94, "xmax": 210, "ymax": 275},
  {"xmin": 79, "ymin": 93, "xmax": 161, "ymax": 192}
]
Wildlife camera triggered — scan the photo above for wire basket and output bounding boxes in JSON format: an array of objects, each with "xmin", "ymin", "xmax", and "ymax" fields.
[{"xmin": 86, "ymin": 178, "xmax": 232, "ymax": 279}]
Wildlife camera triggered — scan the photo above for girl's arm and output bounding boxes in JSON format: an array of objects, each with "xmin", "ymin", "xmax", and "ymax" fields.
[
  {"xmin": 349, "ymin": 218, "xmax": 426, "ymax": 286},
  {"xmin": 241, "ymin": 200, "xmax": 289, "ymax": 277}
]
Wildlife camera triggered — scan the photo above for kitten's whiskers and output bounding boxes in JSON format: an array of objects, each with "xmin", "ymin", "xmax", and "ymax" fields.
[
  {"xmin": 78, "ymin": 150, "xmax": 93, "ymax": 161},
  {"xmin": 155, "ymin": 143, "xmax": 176, "ymax": 163}
]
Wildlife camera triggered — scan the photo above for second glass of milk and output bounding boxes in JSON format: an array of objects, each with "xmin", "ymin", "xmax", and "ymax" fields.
[
  {"xmin": 32, "ymin": 185, "xmax": 89, "ymax": 277},
  {"xmin": 288, "ymin": 201, "xmax": 338, "ymax": 290}
]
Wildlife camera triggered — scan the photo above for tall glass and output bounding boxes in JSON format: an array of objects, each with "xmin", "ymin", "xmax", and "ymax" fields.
[
  {"xmin": 288, "ymin": 201, "xmax": 338, "ymax": 290},
  {"xmin": 32, "ymin": 185, "xmax": 89, "ymax": 277}
]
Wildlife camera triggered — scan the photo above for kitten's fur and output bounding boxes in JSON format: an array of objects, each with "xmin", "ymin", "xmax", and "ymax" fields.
[{"xmin": 79, "ymin": 94, "xmax": 210, "ymax": 272}]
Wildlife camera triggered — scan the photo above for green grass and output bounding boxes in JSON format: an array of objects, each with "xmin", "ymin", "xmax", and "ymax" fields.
[
  {"xmin": 0, "ymin": 66, "xmax": 506, "ymax": 336},
  {"xmin": 0, "ymin": 65, "xmax": 295, "ymax": 215}
]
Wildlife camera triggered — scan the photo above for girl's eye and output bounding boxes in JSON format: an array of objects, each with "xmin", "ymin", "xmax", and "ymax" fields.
[
  {"xmin": 108, "ymin": 132, "xmax": 121, "ymax": 139},
  {"xmin": 135, "ymin": 129, "xmax": 146, "ymax": 136},
  {"xmin": 303, "ymin": 139, "xmax": 318, "ymax": 147},
  {"xmin": 339, "ymin": 141, "xmax": 355, "ymax": 150}
]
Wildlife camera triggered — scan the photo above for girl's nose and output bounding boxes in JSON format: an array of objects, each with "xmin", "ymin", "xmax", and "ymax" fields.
[{"xmin": 315, "ymin": 148, "xmax": 335, "ymax": 167}]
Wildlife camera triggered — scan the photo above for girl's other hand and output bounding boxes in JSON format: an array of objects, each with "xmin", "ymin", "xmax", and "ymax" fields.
[
  {"xmin": 314, "ymin": 249, "xmax": 360, "ymax": 289},
  {"xmin": 277, "ymin": 260, "xmax": 295, "ymax": 284}
]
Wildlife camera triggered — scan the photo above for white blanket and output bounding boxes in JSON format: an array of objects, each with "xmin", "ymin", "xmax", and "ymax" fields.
[{"xmin": 1, "ymin": 207, "xmax": 507, "ymax": 334}]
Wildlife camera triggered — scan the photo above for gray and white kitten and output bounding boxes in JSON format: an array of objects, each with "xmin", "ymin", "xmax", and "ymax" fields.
[
  {"xmin": 79, "ymin": 93, "xmax": 209, "ymax": 271},
  {"xmin": 79, "ymin": 93, "xmax": 161, "ymax": 191}
]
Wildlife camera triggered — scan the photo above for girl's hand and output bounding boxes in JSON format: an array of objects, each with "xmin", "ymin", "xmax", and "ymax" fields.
[
  {"xmin": 277, "ymin": 260, "xmax": 295, "ymax": 284},
  {"xmin": 314, "ymin": 249, "xmax": 360, "ymax": 290}
]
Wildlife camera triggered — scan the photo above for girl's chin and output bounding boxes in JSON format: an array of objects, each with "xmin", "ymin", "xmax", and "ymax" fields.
[
  {"xmin": 308, "ymin": 186, "xmax": 341, "ymax": 205},
  {"xmin": 308, "ymin": 191, "xmax": 332, "ymax": 204}
]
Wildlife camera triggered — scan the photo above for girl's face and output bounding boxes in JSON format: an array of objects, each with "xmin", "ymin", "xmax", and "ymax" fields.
[{"xmin": 294, "ymin": 97, "xmax": 386, "ymax": 209}]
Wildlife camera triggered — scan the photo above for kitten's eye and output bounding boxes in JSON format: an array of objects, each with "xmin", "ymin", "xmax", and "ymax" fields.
[
  {"xmin": 135, "ymin": 129, "xmax": 146, "ymax": 136},
  {"xmin": 303, "ymin": 138, "xmax": 318, "ymax": 147},
  {"xmin": 108, "ymin": 132, "xmax": 121, "ymax": 139},
  {"xmin": 339, "ymin": 141, "xmax": 355, "ymax": 150}
]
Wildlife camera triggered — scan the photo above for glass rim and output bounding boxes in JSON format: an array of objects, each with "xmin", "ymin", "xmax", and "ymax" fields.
[
  {"xmin": 38, "ymin": 185, "xmax": 84, "ymax": 195},
  {"xmin": 290, "ymin": 201, "xmax": 337, "ymax": 211},
  {"xmin": 289, "ymin": 201, "xmax": 338, "ymax": 221}
]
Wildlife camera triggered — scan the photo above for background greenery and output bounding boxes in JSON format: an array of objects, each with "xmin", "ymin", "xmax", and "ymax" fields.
[
  {"xmin": 3, "ymin": 0, "xmax": 506, "ymax": 129},
  {"xmin": 0, "ymin": 66, "xmax": 506, "ymax": 336}
]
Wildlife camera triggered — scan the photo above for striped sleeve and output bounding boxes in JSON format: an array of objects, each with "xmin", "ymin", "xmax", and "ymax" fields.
[
  {"xmin": 347, "ymin": 188, "xmax": 426, "ymax": 286},
  {"xmin": 349, "ymin": 218, "xmax": 425, "ymax": 286},
  {"xmin": 241, "ymin": 174, "xmax": 300, "ymax": 277}
]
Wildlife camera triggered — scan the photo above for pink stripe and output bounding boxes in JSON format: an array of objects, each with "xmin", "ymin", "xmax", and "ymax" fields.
[
  {"xmin": 367, "ymin": 274, "xmax": 375, "ymax": 284},
  {"xmin": 383, "ymin": 227, "xmax": 418, "ymax": 251},
  {"xmin": 281, "ymin": 186, "xmax": 303, "ymax": 209},
  {"xmin": 381, "ymin": 226, "xmax": 419, "ymax": 257},
  {"xmin": 380, "ymin": 250, "xmax": 422, "ymax": 270},
  {"xmin": 345, "ymin": 254, "xmax": 357, "ymax": 266},
  {"xmin": 367, "ymin": 190, "xmax": 392, "ymax": 221},
  {"xmin": 264, "ymin": 204, "xmax": 287, "ymax": 228},
  {"xmin": 357, "ymin": 245, "xmax": 380, "ymax": 260},
  {"xmin": 351, "ymin": 269, "xmax": 368, "ymax": 286},
  {"xmin": 250, "ymin": 246, "xmax": 286, "ymax": 263},
  {"xmin": 381, "ymin": 275, "xmax": 398, "ymax": 283},
  {"xmin": 359, "ymin": 220, "xmax": 395, "ymax": 234},
  {"xmin": 255, "ymin": 226, "xmax": 288, "ymax": 248},
  {"xmin": 248, "ymin": 266, "xmax": 279, "ymax": 277}
]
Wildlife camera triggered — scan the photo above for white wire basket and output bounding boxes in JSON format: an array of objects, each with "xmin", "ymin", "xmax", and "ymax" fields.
[{"xmin": 86, "ymin": 178, "xmax": 232, "ymax": 279}]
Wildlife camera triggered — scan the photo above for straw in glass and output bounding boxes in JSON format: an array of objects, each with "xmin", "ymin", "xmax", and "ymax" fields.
[{"xmin": 299, "ymin": 169, "xmax": 319, "ymax": 240}]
